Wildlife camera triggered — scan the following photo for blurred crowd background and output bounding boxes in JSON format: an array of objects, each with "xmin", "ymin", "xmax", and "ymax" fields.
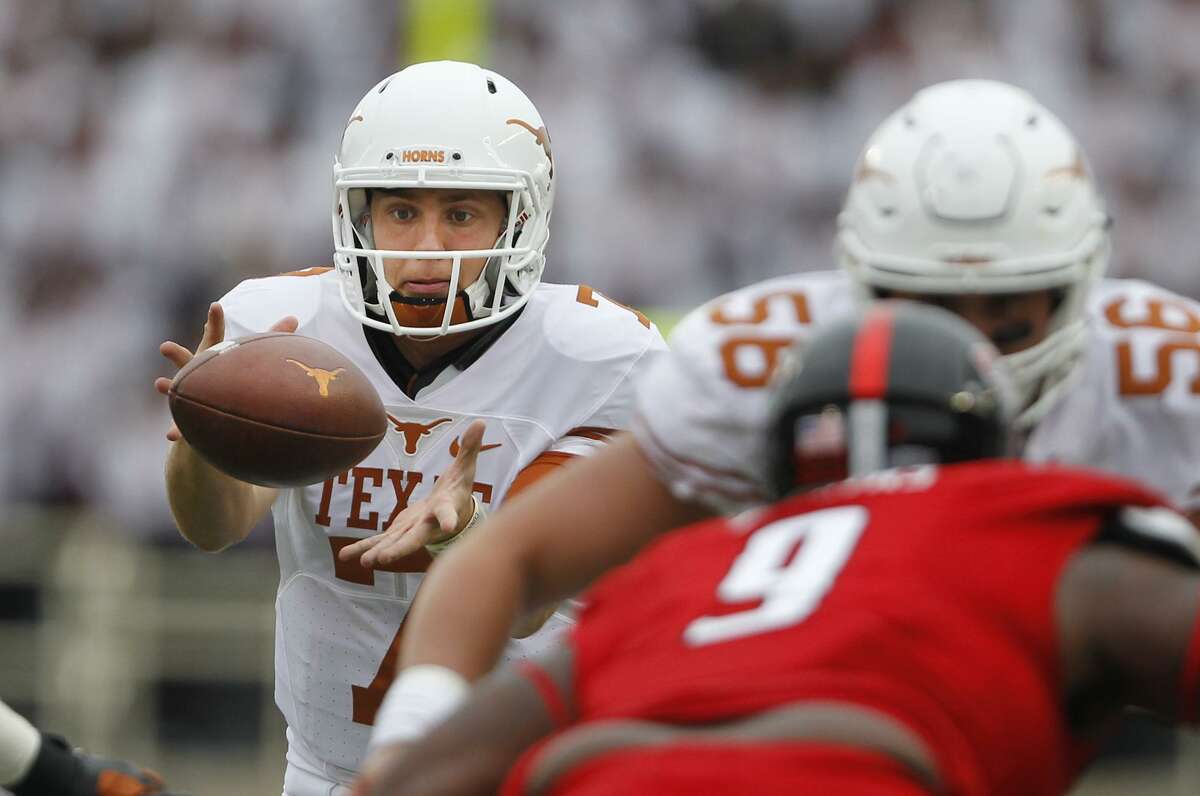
[
  {"xmin": 3, "ymin": 0, "xmax": 1200, "ymax": 792},
  {"xmin": 4, "ymin": 0, "xmax": 1200, "ymax": 535}
]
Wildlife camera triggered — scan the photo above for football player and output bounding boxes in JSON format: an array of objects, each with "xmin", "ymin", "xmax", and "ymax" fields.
[
  {"xmin": 1, "ymin": 699, "xmax": 180, "ymax": 795},
  {"xmin": 358, "ymin": 79, "xmax": 1200, "ymax": 763},
  {"xmin": 355, "ymin": 304, "xmax": 1200, "ymax": 796},
  {"xmin": 154, "ymin": 61, "xmax": 665, "ymax": 795}
]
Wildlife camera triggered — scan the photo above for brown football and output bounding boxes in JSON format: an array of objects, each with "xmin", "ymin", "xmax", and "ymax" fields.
[{"xmin": 168, "ymin": 333, "xmax": 387, "ymax": 487}]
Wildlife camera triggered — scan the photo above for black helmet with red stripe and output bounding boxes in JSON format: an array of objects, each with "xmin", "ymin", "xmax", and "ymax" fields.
[{"xmin": 766, "ymin": 300, "xmax": 1019, "ymax": 498}]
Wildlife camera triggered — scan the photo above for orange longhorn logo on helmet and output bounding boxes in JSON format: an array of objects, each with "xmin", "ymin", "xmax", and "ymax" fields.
[
  {"xmin": 286, "ymin": 359, "xmax": 345, "ymax": 397},
  {"xmin": 854, "ymin": 160, "xmax": 895, "ymax": 185},
  {"xmin": 1045, "ymin": 150, "xmax": 1089, "ymax": 180},
  {"xmin": 506, "ymin": 118, "xmax": 554, "ymax": 178},
  {"xmin": 386, "ymin": 415, "xmax": 454, "ymax": 455}
]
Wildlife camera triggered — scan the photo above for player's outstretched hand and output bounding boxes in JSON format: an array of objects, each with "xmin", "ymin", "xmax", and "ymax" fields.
[
  {"xmin": 341, "ymin": 420, "xmax": 486, "ymax": 570},
  {"xmin": 154, "ymin": 303, "xmax": 298, "ymax": 441},
  {"xmin": 11, "ymin": 734, "xmax": 188, "ymax": 796}
]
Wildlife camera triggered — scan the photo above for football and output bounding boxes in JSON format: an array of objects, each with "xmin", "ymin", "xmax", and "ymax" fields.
[{"xmin": 168, "ymin": 333, "xmax": 387, "ymax": 487}]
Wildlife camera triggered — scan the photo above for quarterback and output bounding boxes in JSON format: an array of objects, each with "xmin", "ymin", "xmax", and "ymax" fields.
[
  {"xmin": 358, "ymin": 79, "xmax": 1200, "ymax": 774},
  {"xmin": 155, "ymin": 62, "xmax": 664, "ymax": 795}
]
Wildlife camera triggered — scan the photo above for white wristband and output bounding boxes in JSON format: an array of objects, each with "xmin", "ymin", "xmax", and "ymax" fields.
[
  {"xmin": 367, "ymin": 664, "xmax": 470, "ymax": 750},
  {"xmin": 426, "ymin": 494, "xmax": 487, "ymax": 556}
]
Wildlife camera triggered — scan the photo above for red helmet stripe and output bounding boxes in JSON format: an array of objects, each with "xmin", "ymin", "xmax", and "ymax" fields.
[{"xmin": 850, "ymin": 306, "xmax": 895, "ymax": 399}]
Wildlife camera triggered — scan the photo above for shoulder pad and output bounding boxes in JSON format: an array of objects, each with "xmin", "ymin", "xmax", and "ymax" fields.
[
  {"xmin": 220, "ymin": 271, "xmax": 330, "ymax": 335},
  {"xmin": 537, "ymin": 283, "xmax": 666, "ymax": 363}
]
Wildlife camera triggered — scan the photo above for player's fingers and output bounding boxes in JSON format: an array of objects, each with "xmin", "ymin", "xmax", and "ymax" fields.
[
  {"xmin": 445, "ymin": 420, "xmax": 486, "ymax": 487},
  {"xmin": 270, "ymin": 315, "xmax": 299, "ymax": 334},
  {"xmin": 157, "ymin": 373, "xmax": 183, "ymax": 439},
  {"xmin": 377, "ymin": 505, "xmax": 421, "ymax": 537},
  {"xmin": 366, "ymin": 521, "xmax": 435, "ymax": 566},
  {"xmin": 361, "ymin": 531, "xmax": 408, "ymax": 567},
  {"xmin": 364, "ymin": 537, "xmax": 420, "ymax": 568},
  {"xmin": 198, "ymin": 302, "xmax": 225, "ymax": 352},
  {"xmin": 160, "ymin": 341, "xmax": 193, "ymax": 369},
  {"xmin": 454, "ymin": 420, "xmax": 486, "ymax": 465},
  {"xmin": 339, "ymin": 534, "xmax": 385, "ymax": 560}
]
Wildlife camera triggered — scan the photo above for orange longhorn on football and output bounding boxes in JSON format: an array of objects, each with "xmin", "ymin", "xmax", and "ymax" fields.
[{"xmin": 168, "ymin": 333, "xmax": 387, "ymax": 487}]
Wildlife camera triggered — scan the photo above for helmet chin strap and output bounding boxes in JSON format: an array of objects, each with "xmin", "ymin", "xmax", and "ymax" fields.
[{"xmin": 385, "ymin": 262, "xmax": 498, "ymax": 334}]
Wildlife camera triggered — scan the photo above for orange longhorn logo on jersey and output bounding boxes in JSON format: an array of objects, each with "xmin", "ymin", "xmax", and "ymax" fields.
[
  {"xmin": 286, "ymin": 359, "xmax": 345, "ymax": 397},
  {"xmin": 386, "ymin": 415, "xmax": 454, "ymax": 455},
  {"xmin": 449, "ymin": 435, "xmax": 502, "ymax": 458}
]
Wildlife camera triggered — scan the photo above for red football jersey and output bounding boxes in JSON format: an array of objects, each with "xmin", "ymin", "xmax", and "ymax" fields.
[{"xmin": 567, "ymin": 461, "xmax": 1174, "ymax": 796}]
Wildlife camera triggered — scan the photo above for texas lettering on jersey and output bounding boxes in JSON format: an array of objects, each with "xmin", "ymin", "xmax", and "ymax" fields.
[
  {"xmin": 218, "ymin": 269, "xmax": 665, "ymax": 774},
  {"xmin": 313, "ymin": 413, "xmax": 500, "ymax": 533}
]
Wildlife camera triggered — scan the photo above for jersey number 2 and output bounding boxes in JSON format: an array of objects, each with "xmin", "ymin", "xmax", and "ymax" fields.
[{"xmin": 683, "ymin": 506, "xmax": 868, "ymax": 647}]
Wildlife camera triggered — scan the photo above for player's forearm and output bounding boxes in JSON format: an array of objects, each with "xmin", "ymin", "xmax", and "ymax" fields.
[
  {"xmin": 402, "ymin": 435, "xmax": 710, "ymax": 679},
  {"xmin": 165, "ymin": 440, "xmax": 274, "ymax": 551},
  {"xmin": 363, "ymin": 653, "xmax": 568, "ymax": 796},
  {"xmin": 402, "ymin": 538, "xmax": 528, "ymax": 680}
]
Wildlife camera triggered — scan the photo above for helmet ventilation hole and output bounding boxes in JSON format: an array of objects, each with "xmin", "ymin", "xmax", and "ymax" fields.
[
  {"xmin": 487, "ymin": 79, "xmax": 497, "ymax": 94},
  {"xmin": 378, "ymin": 79, "xmax": 392, "ymax": 94}
]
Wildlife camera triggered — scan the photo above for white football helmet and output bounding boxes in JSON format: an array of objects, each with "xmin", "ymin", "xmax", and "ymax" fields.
[
  {"xmin": 836, "ymin": 80, "xmax": 1110, "ymax": 427},
  {"xmin": 332, "ymin": 61, "xmax": 555, "ymax": 336}
]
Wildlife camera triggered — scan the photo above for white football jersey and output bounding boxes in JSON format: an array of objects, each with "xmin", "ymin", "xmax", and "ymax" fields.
[
  {"xmin": 220, "ymin": 269, "xmax": 665, "ymax": 778},
  {"xmin": 635, "ymin": 270, "xmax": 1200, "ymax": 515},
  {"xmin": 1024, "ymin": 278, "xmax": 1200, "ymax": 511}
]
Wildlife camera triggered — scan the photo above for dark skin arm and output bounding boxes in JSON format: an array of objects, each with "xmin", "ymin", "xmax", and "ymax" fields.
[
  {"xmin": 1058, "ymin": 545, "xmax": 1200, "ymax": 724},
  {"xmin": 353, "ymin": 648, "xmax": 575, "ymax": 796},
  {"xmin": 398, "ymin": 433, "xmax": 711, "ymax": 680}
]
